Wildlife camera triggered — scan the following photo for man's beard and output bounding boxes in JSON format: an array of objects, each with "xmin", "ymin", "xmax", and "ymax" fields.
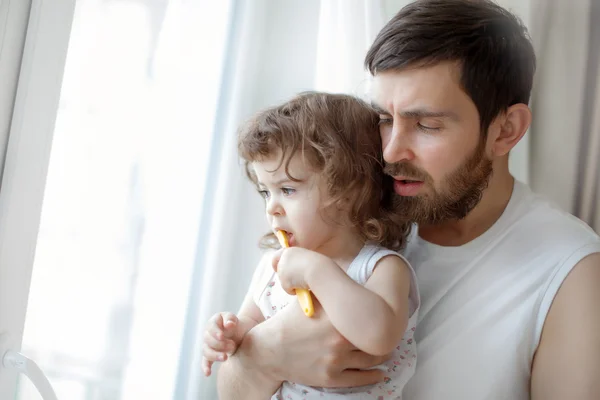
[{"xmin": 384, "ymin": 139, "xmax": 493, "ymax": 224}]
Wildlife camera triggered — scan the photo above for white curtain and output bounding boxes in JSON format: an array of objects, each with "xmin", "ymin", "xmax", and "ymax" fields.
[
  {"xmin": 572, "ymin": 1, "xmax": 600, "ymax": 231},
  {"xmin": 190, "ymin": 1, "xmax": 389, "ymax": 398},
  {"xmin": 315, "ymin": 0, "xmax": 385, "ymax": 95},
  {"xmin": 529, "ymin": 0, "xmax": 600, "ymax": 231}
]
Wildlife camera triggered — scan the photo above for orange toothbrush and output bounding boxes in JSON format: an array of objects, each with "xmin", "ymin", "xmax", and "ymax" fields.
[{"xmin": 276, "ymin": 230, "xmax": 315, "ymax": 317}]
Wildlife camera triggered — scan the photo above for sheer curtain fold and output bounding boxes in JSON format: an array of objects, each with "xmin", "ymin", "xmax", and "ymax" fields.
[
  {"xmin": 314, "ymin": 0, "xmax": 385, "ymax": 96},
  {"xmin": 529, "ymin": 0, "xmax": 587, "ymax": 209},
  {"xmin": 529, "ymin": 0, "xmax": 600, "ymax": 231},
  {"xmin": 574, "ymin": 0, "xmax": 600, "ymax": 231}
]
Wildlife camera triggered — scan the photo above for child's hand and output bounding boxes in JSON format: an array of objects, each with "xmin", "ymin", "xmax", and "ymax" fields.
[
  {"xmin": 272, "ymin": 247, "xmax": 319, "ymax": 295},
  {"xmin": 202, "ymin": 312, "xmax": 241, "ymax": 377}
]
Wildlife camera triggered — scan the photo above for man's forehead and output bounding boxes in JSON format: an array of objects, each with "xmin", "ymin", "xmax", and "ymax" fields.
[{"xmin": 370, "ymin": 63, "xmax": 466, "ymax": 114}]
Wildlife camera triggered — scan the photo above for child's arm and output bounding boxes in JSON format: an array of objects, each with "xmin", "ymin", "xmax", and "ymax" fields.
[
  {"xmin": 202, "ymin": 253, "xmax": 268, "ymax": 376},
  {"xmin": 226, "ymin": 252, "xmax": 269, "ymax": 343},
  {"xmin": 310, "ymin": 254, "xmax": 410, "ymax": 356},
  {"xmin": 275, "ymin": 248, "xmax": 411, "ymax": 356}
]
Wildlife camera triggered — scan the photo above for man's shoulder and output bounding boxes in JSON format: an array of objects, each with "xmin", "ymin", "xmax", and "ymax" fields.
[{"xmin": 512, "ymin": 182, "xmax": 599, "ymax": 246}]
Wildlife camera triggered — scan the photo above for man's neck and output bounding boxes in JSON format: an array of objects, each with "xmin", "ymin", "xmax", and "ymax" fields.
[{"xmin": 418, "ymin": 167, "xmax": 515, "ymax": 247}]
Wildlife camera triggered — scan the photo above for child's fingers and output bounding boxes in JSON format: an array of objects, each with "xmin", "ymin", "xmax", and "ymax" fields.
[
  {"xmin": 203, "ymin": 342, "xmax": 229, "ymax": 363},
  {"xmin": 207, "ymin": 313, "xmax": 226, "ymax": 340},
  {"xmin": 204, "ymin": 329, "xmax": 237, "ymax": 353},
  {"xmin": 222, "ymin": 313, "xmax": 238, "ymax": 337},
  {"xmin": 271, "ymin": 248, "xmax": 285, "ymax": 272},
  {"xmin": 202, "ymin": 357, "xmax": 213, "ymax": 377}
]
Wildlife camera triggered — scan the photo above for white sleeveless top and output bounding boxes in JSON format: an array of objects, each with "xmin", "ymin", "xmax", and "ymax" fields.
[
  {"xmin": 402, "ymin": 180, "xmax": 600, "ymax": 399},
  {"xmin": 253, "ymin": 244, "xmax": 420, "ymax": 400}
]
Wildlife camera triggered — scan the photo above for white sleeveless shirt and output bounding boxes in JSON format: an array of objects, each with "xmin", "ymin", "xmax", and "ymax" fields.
[
  {"xmin": 402, "ymin": 180, "xmax": 600, "ymax": 399},
  {"xmin": 253, "ymin": 244, "xmax": 420, "ymax": 399}
]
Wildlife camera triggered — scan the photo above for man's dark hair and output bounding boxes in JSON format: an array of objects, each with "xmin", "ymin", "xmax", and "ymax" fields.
[{"xmin": 365, "ymin": 0, "xmax": 536, "ymax": 133}]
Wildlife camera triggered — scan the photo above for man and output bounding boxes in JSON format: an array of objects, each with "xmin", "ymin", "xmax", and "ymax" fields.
[{"xmin": 216, "ymin": 0, "xmax": 600, "ymax": 398}]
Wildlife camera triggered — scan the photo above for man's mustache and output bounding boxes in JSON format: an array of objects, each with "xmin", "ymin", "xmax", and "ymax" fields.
[{"xmin": 384, "ymin": 162, "xmax": 430, "ymax": 182}]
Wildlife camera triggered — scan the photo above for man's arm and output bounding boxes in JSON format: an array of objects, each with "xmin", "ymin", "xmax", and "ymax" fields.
[
  {"xmin": 216, "ymin": 252, "xmax": 279, "ymax": 399},
  {"xmin": 216, "ymin": 321, "xmax": 281, "ymax": 400},
  {"xmin": 217, "ymin": 300, "xmax": 388, "ymax": 399},
  {"xmin": 217, "ymin": 298, "xmax": 389, "ymax": 400},
  {"xmin": 531, "ymin": 252, "xmax": 600, "ymax": 399}
]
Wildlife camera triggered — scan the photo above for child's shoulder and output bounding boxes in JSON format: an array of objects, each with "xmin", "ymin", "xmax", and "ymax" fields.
[{"xmin": 362, "ymin": 243, "xmax": 409, "ymax": 267}]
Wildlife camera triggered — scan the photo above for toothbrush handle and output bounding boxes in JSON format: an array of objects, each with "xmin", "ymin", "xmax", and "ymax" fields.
[
  {"xmin": 296, "ymin": 288, "xmax": 314, "ymax": 317},
  {"xmin": 275, "ymin": 230, "xmax": 314, "ymax": 317}
]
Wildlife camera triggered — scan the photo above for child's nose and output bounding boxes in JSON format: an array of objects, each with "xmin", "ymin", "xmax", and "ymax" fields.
[{"xmin": 266, "ymin": 198, "xmax": 284, "ymax": 216}]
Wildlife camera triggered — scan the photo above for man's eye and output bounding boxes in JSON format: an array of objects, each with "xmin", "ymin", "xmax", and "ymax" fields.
[
  {"xmin": 417, "ymin": 123, "xmax": 441, "ymax": 132},
  {"xmin": 378, "ymin": 117, "xmax": 393, "ymax": 125},
  {"xmin": 281, "ymin": 187, "xmax": 296, "ymax": 196},
  {"xmin": 258, "ymin": 190, "xmax": 270, "ymax": 199}
]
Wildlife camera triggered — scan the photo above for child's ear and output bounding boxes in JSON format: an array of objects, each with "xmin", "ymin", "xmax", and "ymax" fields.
[{"xmin": 487, "ymin": 104, "xmax": 532, "ymax": 157}]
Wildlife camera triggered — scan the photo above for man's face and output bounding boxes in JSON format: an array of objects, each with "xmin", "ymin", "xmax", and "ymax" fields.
[{"xmin": 372, "ymin": 61, "xmax": 493, "ymax": 224}]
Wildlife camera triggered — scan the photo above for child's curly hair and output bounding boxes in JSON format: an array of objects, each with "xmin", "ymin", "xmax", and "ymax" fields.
[{"xmin": 238, "ymin": 91, "xmax": 410, "ymax": 251}]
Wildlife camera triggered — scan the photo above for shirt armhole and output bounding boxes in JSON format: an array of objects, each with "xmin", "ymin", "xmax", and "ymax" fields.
[{"xmin": 532, "ymin": 242, "xmax": 600, "ymax": 354}]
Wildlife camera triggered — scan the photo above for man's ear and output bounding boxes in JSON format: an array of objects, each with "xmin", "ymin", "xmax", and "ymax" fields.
[{"xmin": 488, "ymin": 103, "xmax": 532, "ymax": 157}]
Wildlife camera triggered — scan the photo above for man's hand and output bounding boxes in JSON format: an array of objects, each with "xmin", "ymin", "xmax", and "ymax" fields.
[
  {"xmin": 246, "ymin": 296, "xmax": 389, "ymax": 388},
  {"xmin": 217, "ymin": 254, "xmax": 388, "ymax": 400}
]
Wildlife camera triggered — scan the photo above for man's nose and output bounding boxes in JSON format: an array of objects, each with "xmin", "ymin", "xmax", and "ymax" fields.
[{"xmin": 382, "ymin": 122, "xmax": 416, "ymax": 164}]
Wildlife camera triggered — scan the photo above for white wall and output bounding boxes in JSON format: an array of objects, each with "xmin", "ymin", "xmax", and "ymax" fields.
[{"xmin": 0, "ymin": 1, "xmax": 30, "ymax": 181}]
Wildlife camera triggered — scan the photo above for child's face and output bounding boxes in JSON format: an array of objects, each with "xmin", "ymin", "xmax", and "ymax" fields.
[{"xmin": 253, "ymin": 152, "xmax": 342, "ymax": 251}]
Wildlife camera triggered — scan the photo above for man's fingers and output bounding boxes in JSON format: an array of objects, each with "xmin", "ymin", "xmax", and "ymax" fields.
[
  {"xmin": 333, "ymin": 368, "xmax": 385, "ymax": 388},
  {"xmin": 204, "ymin": 329, "xmax": 236, "ymax": 353}
]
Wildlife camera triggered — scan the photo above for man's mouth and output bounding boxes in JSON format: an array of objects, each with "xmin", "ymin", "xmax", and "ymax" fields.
[
  {"xmin": 399, "ymin": 179, "xmax": 421, "ymax": 184},
  {"xmin": 393, "ymin": 178, "xmax": 424, "ymax": 196}
]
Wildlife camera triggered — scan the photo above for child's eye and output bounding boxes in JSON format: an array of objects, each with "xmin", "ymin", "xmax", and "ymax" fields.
[
  {"xmin": 281, "ymin": 187, "xmax": 296, "ymax": 196},
  {"xmin": 258, "ymin": 190, "xmax": 270, "ymax": 199}
]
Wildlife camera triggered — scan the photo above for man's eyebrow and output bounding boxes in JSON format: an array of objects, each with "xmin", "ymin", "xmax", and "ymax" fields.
[
  {"xmin": 371, "ymin": 102, "xmax": 459, "ymax": 121},
  {"xmin": 401, "ymin": 108, "xmax": 460, "ymax": 121},
  {"xmin": 370, "ymin": 102, "xmax": 390, "ymax": 115}
]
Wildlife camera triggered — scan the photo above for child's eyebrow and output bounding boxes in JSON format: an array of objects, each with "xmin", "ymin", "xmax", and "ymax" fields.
[{"xmin": 273, "ymin": 177, "xmax": 305, "ymax": 186}]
